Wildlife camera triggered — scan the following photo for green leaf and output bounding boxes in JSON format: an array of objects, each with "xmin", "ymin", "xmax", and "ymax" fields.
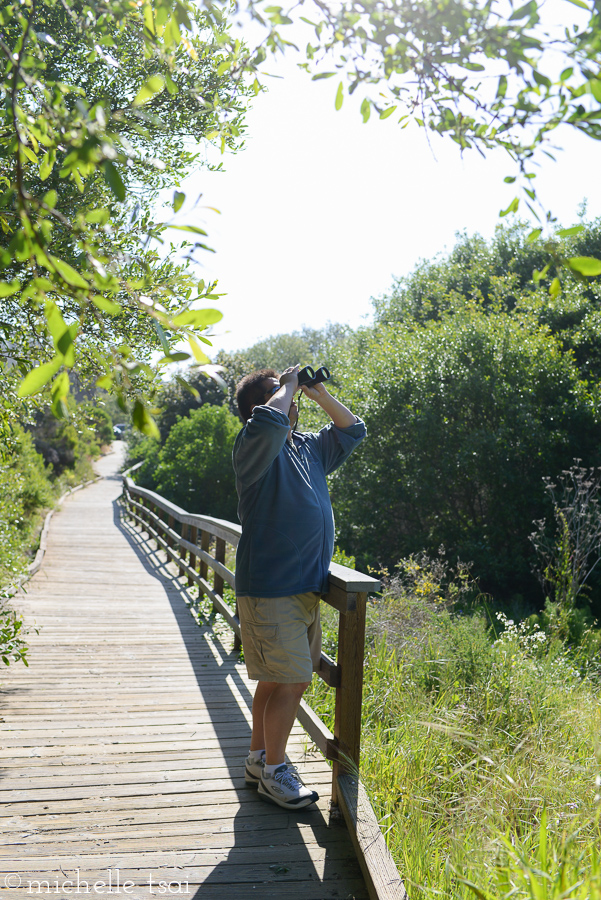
[
  {"xmin": 92, "ymin": 296, "xmax": 121, "ymax": 315},
  {"xmin": 556, "ymin": 225, "xmax": 584, "ymax": 238},
  {"xmin": 132, "ymin": 399, "xmax": 160, "ymax": 439},
  {"xmin": 45, "ymin": 301, "xmax": 68, "ymax": 345},
  {"xmin": 188, "ymin": 336, "xmax": 210, "ymax": 364},
  {"xmin": 165, "ymin": 74, "xmax": 179, "ymax": 95},
  {"xmin": 39, "ymin": 149, "xmax": 56, "ymax": 181},
  {"xmin": 379, "ymin": 106, "xmax": 397, "ymax": 120},
  {"xmin": 588, "ymin": 80, "xmax": 601, "ymax": 103},
  {"xmin": 496, "ymin": 75, "xmax": 508, "ymax": 99},
  {"xmin": 175, "ymin": 375, "xmax": 200, "ymax": 400},
  {"xmin": 0, "ymin": 279, "xmax": 20, "ymax": 297},
  {"xmin": 159, "ymin": 351, "xmax": 190, "ymax": 363},
  {"xmin": 42, "ymin": 189, "xmax": 58, "ymax": 209},
  {"xmin": 360, "ymin": 98, "xmax": 371, "ymax": 124},
  {"xmin": 567, "ymin": 256, "xmax": 601, "ymax": 276},
  {"xmin": 168, "ymin": 224, "xmax": 209, "ymax": 236},
  {"xmin": 133, "ymin": 74, "xmax": 166, "ymax": 106},
  {"xmin": 85, "ymin": 207, "xmax": 110, "ymax": 225},
  {"xmin": 564, "ymin": 0, "xmax": 589, "ymax": 8},
  {"xmin": 17, "ymin": 356, "xmax": 62, "ymax": 397},
  {"xmin": 96, "ymin": 375, "xmax": 113, "ymax": 390},
  {"xmin": 311, "ymin": 72, "xmax": 335, "ymax": 80},
  {"xmin": 499, "ymin": 197, "xmax": 519, "ymax": 218},
  {"xmin": 335, "ymin": 81, "xmax": 344, "ymax": 111},
  {"xmin": 171, "ymin": 308, "xmax": 223, "ymax": 328},
  {"xmin": 549, "ymin": 277, "xmax": 561, "ymax": 298},
  {"xmin": 527, "ymin": 228, "xmax": 542, "ymax": 243},
  {"xmin": 50, "ymin": 370, "xmax": 70, "ymax": 418},
  {"xmin": 57, "ymin": 324, "xmax": 78, "ymax": 364},
  {"xmin": 154, "ymin": 320, "xmax": 171, "ymax": 354},
  {"xmin": 47, "ymin": 255, "xmax": 89, "ymax": 289},
  {"xmin": 173, "ymin": 191, "xmax": 185, "ymax": 213},
  {"xmin": 103, "ymin": 161, "xmax": 126, "ymax": 202},
  {"xmin": 509, "ymin": 1, "xmax": 535, "ymax": 19}
]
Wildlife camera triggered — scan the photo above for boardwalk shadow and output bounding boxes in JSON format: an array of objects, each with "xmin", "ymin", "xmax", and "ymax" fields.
[{"xmin": 115, "ymin": 501, "xmax": 362, "ymax": 899}]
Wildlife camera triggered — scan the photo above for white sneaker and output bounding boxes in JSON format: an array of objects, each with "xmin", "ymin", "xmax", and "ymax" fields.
[
  {"xmin": 245, "ymin": 751, "xmax": 265, "ymax": 786},
  {"xmin": 258, "ymin": 764, "xmax": 319, "ymax": 810}
]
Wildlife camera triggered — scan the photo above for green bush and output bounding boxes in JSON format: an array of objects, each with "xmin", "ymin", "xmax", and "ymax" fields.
[
  {"xmin": 129, "ymin": 405, "xmax": 241, "ymax": 519},
  {"xmin": 327, "ymin": 307, "xmax": 601, "ymax": 602},
  {"xmin": 0, "ymin": 427, "xmax": 56, "ymax": 585}
]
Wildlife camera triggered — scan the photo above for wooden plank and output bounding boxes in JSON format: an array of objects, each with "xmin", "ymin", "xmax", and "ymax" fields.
[
  {"xmin": 336, "ymin": 774, "xmax": 408, "ymax": 900},
  {"xmin": 0, "ymin": 880, "xmax": 366, "ymax": 900},
  {"xmin": 328, "ymin": 561, "xmax": 380, "ymax": 593},
  {"xmin": 296, "ymin": 699, "xmax": 334, "ymax": 760},
  {"xmin": 0, "ymin": 449, "xmax": 374, "ymax": 900}
]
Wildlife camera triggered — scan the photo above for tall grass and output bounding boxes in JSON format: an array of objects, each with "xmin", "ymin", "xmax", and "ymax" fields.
[{"xmin": 306, "ymin": 591, "xmax": 601, "ymax": 898}]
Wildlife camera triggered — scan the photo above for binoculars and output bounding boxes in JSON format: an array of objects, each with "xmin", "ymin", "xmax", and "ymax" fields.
[{"xmin": 297, "ymin": 365, "xmax": 331, "ymax": 387}]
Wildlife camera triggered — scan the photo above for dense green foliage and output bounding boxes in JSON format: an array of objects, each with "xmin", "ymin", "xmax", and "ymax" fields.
[
  {"xmin": 0, "ymin": 415, "xmax": 110, "ymax": 593},
  {"xmin": 305, "ymin": 563, "xmax": 601, "ymax": 899},
  {"xmin": 128, "ymin": 405, "xmax": 240, "ymax": 519},
  {"xmin": 0, "ymin": 0, "xmax": 250, "ymax": 442},
  {"xmin": 329, "ymin": 307, "xmax": 601, "ymax": 601}
]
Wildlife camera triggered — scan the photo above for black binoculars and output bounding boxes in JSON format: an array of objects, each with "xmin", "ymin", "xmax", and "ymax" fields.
[{"xmin": 297, "ymin": 365, "xmax": 331, "ymax": 387}]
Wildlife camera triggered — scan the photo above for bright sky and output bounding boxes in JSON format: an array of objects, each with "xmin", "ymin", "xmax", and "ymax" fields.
[{"xmin": 167, "ymin": 16, "xmax": 601, "ymax": 358}]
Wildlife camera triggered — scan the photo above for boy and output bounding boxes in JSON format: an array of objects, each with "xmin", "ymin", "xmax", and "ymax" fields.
[{"xmin": 232, "ymin": 364, "xmax": 365, "ymax": 809}]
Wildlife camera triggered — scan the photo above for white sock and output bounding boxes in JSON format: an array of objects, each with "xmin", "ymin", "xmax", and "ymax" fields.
[
  {"xmin": 263, "ymin": 761, "xmax": 285, "ymax": 776},
  {"xmin": 248, "ymin": 748, "xmax": 265, "ymax": 763}
]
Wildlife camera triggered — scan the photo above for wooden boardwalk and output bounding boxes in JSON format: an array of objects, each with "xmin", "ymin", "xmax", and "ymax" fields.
[{"xmin": 0, "ymin": 445, "xmax": 368, "ymax": 899}]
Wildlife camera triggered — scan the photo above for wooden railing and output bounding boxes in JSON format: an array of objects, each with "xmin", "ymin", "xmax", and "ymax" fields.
[{"xmin": 121, "ymin": 466, "xmax": 407, "ymax": 900}]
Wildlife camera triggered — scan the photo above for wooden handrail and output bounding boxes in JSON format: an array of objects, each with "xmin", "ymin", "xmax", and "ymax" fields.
[{"xmin": 120, "ymin": 471, "xmax": 407, "ymax": 900}]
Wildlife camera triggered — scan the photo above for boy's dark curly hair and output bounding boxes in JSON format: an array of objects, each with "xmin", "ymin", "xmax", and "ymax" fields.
[{"xmin": 235, "ymin": 369, "xmax": 279, "ymax": 423}]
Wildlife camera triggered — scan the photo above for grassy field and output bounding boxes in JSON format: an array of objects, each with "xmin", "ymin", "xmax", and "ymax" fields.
[{"xmin": 305, "ymin": 586, "xmax": 601, "ymax": 899}]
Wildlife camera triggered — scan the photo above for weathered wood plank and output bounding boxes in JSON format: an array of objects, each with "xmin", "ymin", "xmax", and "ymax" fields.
[{"xmin": 0, "ymin": 445, "xmax": 370, "ymax": 900}]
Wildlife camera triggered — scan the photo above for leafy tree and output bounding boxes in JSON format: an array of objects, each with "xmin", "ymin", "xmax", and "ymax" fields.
[
  {"xmin": 374, "ymin": 219, "xmax": 601, "ymax": 382},
  {"xmin": 135, "ymin": 405, "xmax": 241, "ymax": 519},
  {"xmin": 325, "ymin": 307, "xmax": 601, "ymax": 602},
  {"xmin": 0, "ymin": 0, "xmax": 251, "ymax": 441},
  {"xmin": 155, "ymin": 371, "xmax": 227, "ymax": 442}
]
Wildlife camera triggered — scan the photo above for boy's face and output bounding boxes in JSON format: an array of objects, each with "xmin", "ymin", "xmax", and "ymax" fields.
[{"xmin": 260, "ymin": 377, "xmax": 298, "ymax": 429}]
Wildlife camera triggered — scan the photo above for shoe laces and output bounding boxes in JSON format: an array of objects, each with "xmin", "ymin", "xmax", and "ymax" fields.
[{"xmin": 274, "ymin": 765, "xmax": 303, "ymax": 790}]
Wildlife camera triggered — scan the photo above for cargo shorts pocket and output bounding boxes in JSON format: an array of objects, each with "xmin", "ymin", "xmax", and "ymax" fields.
[{"xmin": 243, "ymin": 622, "xmax": 278, "ymax": 667}]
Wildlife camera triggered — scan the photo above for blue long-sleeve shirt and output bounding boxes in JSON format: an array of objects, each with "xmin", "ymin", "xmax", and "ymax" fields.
[{"xmin": 233, "ymin": 405, "xmax": 366, "ymax": 598}]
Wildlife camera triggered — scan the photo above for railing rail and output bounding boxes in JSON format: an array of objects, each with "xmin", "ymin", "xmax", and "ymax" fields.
[{"xmin": 121, "ymin": 466, "xmax": 407, "ymax": 900}]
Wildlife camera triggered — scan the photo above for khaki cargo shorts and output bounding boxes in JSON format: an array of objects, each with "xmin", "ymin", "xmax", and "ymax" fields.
[{"xmin": 237, "ymin": 592, "xmax": 322, "ymax": 683}]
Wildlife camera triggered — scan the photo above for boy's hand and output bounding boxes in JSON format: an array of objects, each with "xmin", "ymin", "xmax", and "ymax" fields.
[
  {"xmin": 279, "ymin": 365, "xmax": 300, "ymax": 391},
  {"xmin": 301, "ymin": 381, "xmax": 328, "ymax": 403}
]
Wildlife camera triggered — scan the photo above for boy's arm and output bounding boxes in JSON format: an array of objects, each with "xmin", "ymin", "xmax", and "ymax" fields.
[
  {"xmin": 233, "ymin": 406, "xmax": 289, "ymax": 486},
  {"xmin": 301, "ymin": 382, "xmax": 357, "ymax": 428},
  {"xmin": 302, "ymin": 383, "xmax": 365, "ymax": 475}
]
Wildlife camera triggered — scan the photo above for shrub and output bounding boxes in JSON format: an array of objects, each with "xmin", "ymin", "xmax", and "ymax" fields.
[
  {"xmin": 328, "ymin": 308, "xmax": 601, "ymax": 602},
  {"xmin": 144, "ymin": 405, "xmax": 241, "ymax": 519}
]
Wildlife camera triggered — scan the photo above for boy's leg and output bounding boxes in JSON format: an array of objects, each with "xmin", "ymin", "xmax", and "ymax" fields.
[{"xmin": 251, "ymin": 680, "xmax": 309, "ymax": 765}]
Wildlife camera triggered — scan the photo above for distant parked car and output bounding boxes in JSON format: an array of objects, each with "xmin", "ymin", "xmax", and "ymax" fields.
[{"xmin": 113, "ymin": 423, "xmax": 128, "ymax": 440}]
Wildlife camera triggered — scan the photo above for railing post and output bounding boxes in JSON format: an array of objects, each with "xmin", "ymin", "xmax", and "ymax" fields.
[
  {"xmin": 188, "ymin": 525, "xmax": 198, "ymax": 587},
  {"xmin": 200, "ymin": 531, "xmax": 209, "ymax": 581},
  {"xmin": 166, "ymin": 513, "xmax": 174, "ymax": 561},
  {"xmin": 331, "ymin": 590, "xmax": 367, "ymax": 806},
  {"xmin": 214, "ymin": 537, "xmax": 226, "ymax": 598},
  {"xmin": 178, "ymin": 521, "xmax": 187, "ymax": 577}
]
